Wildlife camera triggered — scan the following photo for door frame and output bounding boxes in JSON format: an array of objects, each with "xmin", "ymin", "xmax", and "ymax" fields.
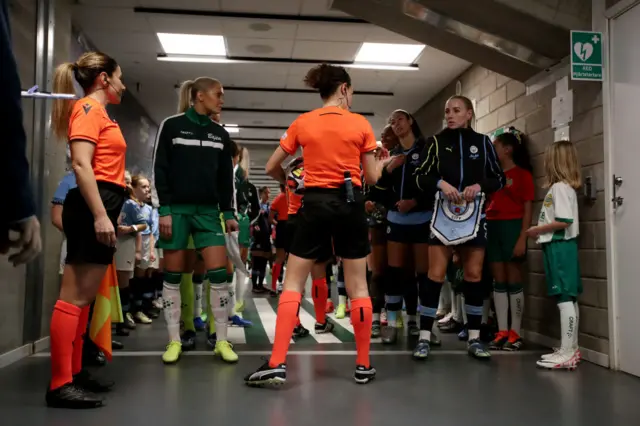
[{"xmin": 598, "ymin": 0, "xmax": 640, "ymax": 371}]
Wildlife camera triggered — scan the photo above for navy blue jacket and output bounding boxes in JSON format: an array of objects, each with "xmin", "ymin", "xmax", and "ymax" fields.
[
  {"xmin": 374, "ymin": 136, "xmax": 432, "ymax": 213},
  {"xmin": 415, "ymin": 128, "xmax": 505, "ymax": 209},
  {"xmin": 1, "ymin": 0, "xmax": 36, "ymax": 227}
]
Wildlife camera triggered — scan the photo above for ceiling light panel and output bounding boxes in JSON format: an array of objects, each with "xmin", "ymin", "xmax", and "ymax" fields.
[
  {"xmin": 354, "ymin": 42, "xmax": 425, "ymax": 65},
  {"xmin": 157, "ymin": 33, "xmax": 227, "ymax": 56}
]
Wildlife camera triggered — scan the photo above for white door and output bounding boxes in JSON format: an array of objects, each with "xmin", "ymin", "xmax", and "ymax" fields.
[{"xmin": 612, "ymin": 2, "xmax": 640, "ymax": 377}]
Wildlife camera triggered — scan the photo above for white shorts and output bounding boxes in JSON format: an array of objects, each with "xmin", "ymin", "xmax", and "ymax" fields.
[
  {"xmin": 138, "ymin": 234, "xmax": 159, "ymax": 270},
  {"xmin": 59, "ymin": 239, "xmax": 67, "ymax": 275},
  {"xmin": 115, "ymin": 235, "xmax": 136, "ymax": 276}
]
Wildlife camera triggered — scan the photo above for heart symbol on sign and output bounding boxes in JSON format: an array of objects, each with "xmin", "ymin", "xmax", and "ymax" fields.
[{"xmin": 574, "ymin": 42, "xmax": 594, "ymax": 61}]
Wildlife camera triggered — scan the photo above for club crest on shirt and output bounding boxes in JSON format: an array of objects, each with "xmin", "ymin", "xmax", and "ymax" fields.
[
  {"xmin": 82, "ymin": 103, "xmax": 92, "ymax": 115},
  {"xmin": 506, "ymin": 177, "xmax": 513, "ymax": 187},
  {"xmin": 469, "ymin": 145, "xmax": 479, "ymax": 160},
  {"xmin": 281, "ymin": 131, "xmax": 288, "ymax": 141},
  {"xmin": 543, "ymin": 193, "xmax": 553, "ymax": 207}
]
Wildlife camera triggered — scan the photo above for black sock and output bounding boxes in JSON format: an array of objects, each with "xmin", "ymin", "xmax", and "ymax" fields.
[
  {"xmin": 384, "ymin": 266, "xmax": 405, "ymax": 315},
  {"xmin": 259, "ymin": 257, "xmax": 267, "ymax": 286},
  {"xmin": 120, "ymin": 286, "xmax": 131, "ymax": 315},
  {"xmin": 130, "ymin": 277, "xmax": 143, "ymax": 313},
  {"xmin": 141, "ymin": 276, "xmax": 155, "ymax": 311},
  {"xmin": 370, "ymin": 271, "xmax": 385, "ymax": 315},
  {"xmin": 403, "ymin": 272, "xmax": 418, "ymax": 318},
  {"xmin": 418, "ymin": 275, "xmax": 442, "ymax": 333},
  {"xmin": 463, "ymin": 280, "xmax": 484, "ymax": 334},
  {"xmin": 154, "ymin": 271, "xmax": 164, "ymax": 294}
]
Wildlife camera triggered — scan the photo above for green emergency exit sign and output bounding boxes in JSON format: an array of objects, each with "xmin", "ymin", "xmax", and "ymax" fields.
[{"xmin": 571, "ymin": 31, "xmax": 603, "ymax": 81}]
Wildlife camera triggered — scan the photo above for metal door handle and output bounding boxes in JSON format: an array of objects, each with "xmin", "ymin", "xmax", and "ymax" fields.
[{"xmin": 613, "ymin": 174, "xmax": 624, "ymax": 208}]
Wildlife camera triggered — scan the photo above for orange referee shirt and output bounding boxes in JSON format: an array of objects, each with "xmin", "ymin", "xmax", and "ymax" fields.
[
  {"xmin": 68, "ymin": 97, "xmax": 127, "ymax": 187},
  {"xmin": 271, "ymin": 192, "xmax": 289, "ymax": 221},
  {"xmin": 279, "ymin": 106, "xmax": 376, "ymax": 189}
]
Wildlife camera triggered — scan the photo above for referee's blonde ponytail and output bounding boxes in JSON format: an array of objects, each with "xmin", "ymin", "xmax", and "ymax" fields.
[{"xmin": 51, "ymin": 51, "xmax": 118, "ymax": 139}]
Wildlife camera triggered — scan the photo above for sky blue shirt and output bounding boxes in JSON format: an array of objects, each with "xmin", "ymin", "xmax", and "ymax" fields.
[
  {"xmin": 120, "ymin": 199, "xmax": 147, "ymax": 227},
  {"xmin": 139, "ymin": 203, "xmax": 153, "ymax": 236},
  {"xmin": 51, "ymin": 172, "xmax": 77, "ymax": 205},
  {"xmin": 151, "ymin": 207, "xmax": 159, "ymax": 241}
]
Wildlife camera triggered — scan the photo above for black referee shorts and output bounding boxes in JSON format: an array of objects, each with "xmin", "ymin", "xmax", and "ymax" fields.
[
  {"xmin": 274, "ymin": 221, "xmax": 289, "ymax": 250},
  {"xmin": 63, "ymin": 181, "xmax": 125, "ymax": 266},
  {"xmin": 289, "ymin": 188, "xmax": 369, "ymax": 261}
]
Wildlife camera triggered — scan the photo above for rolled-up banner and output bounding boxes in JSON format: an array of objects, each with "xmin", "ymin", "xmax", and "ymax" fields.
[
  {"xmin": 225, "ymin": 230, "xmax": 249, "ymax": 275},
  {"xmin": 430, "ymin": 192, "xmax": 485, "ymax": 246}
]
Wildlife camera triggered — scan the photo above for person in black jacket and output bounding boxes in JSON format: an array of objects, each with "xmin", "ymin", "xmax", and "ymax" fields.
[
  {"xmin": 0, "ymin": 0, "xmax": 41, "ymax": 265},
  {"xmin": 365, "ymin": 125, "xmax": 396, "ymax": 338},
  {"xmin": 232, "ymin": 144, "xmax": 256, "ymax": 313},
  {"xmin": 250, "ymin": 187, "xmax": 272, "ymax": 293},
  {"xmin": 153, "ymin": 77, "xmax": 239, "ymax": 365},
  {"xmin": 415, "ymin": 95, "xmax": 504, "ymax": 360},
  {"xmin": 375, "ymin": 110, "xmax": 440, "ymax": 356}
]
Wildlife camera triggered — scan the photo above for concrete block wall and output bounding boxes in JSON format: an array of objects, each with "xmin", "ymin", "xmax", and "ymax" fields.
[{"xmin": 413, "ymin": 65, "xmax": 608, "ymax": 358}]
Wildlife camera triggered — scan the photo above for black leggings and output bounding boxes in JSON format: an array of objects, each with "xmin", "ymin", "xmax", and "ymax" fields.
[{"xmin": 251, "ymin": 256, "xmax": 268, "ymax": 288}]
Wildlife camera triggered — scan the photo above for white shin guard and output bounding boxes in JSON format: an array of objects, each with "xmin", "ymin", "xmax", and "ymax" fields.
[
  {"xmin": 209, "ymin": 283, "xmax": 230, "ymax": 341},
  {"xmin": 162, "ymin": 282, "xmax": 181, "ymax": 342}
]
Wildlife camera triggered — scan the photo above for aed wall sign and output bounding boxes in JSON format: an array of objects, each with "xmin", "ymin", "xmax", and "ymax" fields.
[{"xmin": 571, "ymin": 30, "xmax": 604, "ymax": 81}]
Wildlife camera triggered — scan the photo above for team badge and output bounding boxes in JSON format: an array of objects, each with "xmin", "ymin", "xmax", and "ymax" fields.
[
  {"xmin": 469, "ymin": 145, "xmax": 479, "ymax": 160},
  {"xmin": 430, "ymin": 192, "xmax": 485, "ymax": 245}
]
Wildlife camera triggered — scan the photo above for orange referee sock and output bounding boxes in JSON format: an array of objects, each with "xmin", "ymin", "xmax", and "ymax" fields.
[
  {"xmin": 269, "ymin": 290, "xmax": 301, "ymax": 367},
  {"xmin": 311, "ymin": 278, "xmax": 328, "ymax": 323},
  {"xmin": 50, "ymin": 300, "xmax": 81, "ymax": 390},
  {"xmin": 351, "ymin": 297, "xmax": 373, "ymax": 368},
  {"xmin": 72, "ymin": 306, "xmax": 91, "ymax": 376},
  {"xmin": 271, "ymin": 263, "xmax": 282, "ymax": 292}
]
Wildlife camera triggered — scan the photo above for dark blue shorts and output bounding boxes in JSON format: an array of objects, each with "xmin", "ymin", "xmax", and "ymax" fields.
[{"xmin": 386, "ymin": 221, "xmax": 431, "ymax": 244}]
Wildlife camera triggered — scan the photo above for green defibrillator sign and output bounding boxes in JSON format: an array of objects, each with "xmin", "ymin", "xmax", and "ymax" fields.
[{"xmin": 571, "ymin": 30, "xmax": 603, "ymax": 81}]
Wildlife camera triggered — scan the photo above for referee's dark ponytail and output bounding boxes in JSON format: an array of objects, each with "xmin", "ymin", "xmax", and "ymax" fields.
[{"xmin": 304, "ymin": 64, "xmax": 351, "ymax": 100}]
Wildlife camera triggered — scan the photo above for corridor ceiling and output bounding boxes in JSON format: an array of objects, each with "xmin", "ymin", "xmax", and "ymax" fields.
[
  {"xmin": 332, "ymin": 0, "xmax": 590, "ymax": 82},
  {"xmin": 72, "ymin": 0, "xmax": 471, "ymax": 147}
]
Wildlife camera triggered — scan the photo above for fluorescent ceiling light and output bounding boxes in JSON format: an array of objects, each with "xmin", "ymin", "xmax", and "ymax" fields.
[
  {"xmin": 158, "ymin": 54, "xmax": 417, "ymax": 71},
  {"xmin": 224, "ymin": 126, "xmax": 240, "ymax": 133},
  {"xmin": 225, "ymin": 124, "xmax": 238, "ymax": 127},
  {"xmin": 354, "ymin": 42, "xmax": 425, "ymax": 65},
  {"xmin": 343, "ymin": 63, "xmax": 418, "ymax": 71},
  {"xmin": 158, "ymin": 54, "xmax": 241, "ymax": 64},
  {"xmin": 157, "ymin": 33, "xmax": 226, "ymax": 56}
]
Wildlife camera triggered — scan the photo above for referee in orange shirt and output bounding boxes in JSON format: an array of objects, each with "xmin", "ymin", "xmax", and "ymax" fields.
[{"xmin": 245, "ymin": 64, "xmax": 381, "ymax": 386}]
